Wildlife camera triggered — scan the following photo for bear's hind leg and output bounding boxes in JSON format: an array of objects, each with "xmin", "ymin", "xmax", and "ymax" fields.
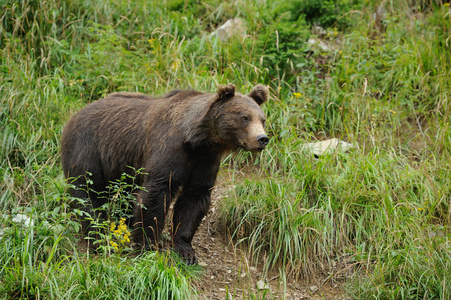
[
  {"xmin": 69, "ymin": 173, "xmax": 107, "ymax": 247},
  {"xmin": 132, "ymin": 186, "xmax": 173, "ymax": 251}
]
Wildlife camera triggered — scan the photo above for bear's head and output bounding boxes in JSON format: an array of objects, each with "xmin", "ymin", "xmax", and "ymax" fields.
[{"xmin": 211, "ymin": 84, "xmax": 269, "ymax": 152}]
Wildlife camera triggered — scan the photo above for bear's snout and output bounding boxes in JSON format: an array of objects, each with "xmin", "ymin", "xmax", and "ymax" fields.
[{"xmin": 257, "ymin": 134, "xmax": 269, "ymax": 148}]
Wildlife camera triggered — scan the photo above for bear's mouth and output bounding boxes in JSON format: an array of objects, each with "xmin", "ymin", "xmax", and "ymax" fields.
[
  {"xmin": 252, "ymin": 146, "xmax": 266, "ymax": 152},
  {"xmin": 240, "ymin": 142, "xmax": 266, "ymax": 152}
]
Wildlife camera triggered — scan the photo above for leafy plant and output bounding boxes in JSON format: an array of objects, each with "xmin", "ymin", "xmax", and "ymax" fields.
[{"xmin": 288, "ymin": 0, "xmax": 362, "ymax": 29}]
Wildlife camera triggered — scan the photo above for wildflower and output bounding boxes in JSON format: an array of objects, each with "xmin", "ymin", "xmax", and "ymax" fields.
[
  {"xmin": 293, "ymin": 92, "xmax": 302, "ymax": 99},
  {"xmin": 444, "ymin": 3, "xmax": 449, "ymax": 7},
  {"xmin": 110, "ymin": 241, "xmax": 118, "ymax": 251},
  {"xmin": 109, "ymin": 218, "xmax": 131, "ymax": 251}
]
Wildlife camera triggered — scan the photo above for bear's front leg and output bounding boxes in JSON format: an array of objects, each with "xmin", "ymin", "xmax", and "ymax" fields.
[
  {"xmin": 171, "ymin": 155, "xmax": 220, "ymax": 264},
  {"xmin": 172, "ymin": 186, "xmax": 212, "ymax": 265}
]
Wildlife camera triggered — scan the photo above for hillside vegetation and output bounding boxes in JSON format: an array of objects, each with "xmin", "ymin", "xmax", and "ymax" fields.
[{"xmin": 1, "ymin": 0, "xmax": 451, "ymax": 299}]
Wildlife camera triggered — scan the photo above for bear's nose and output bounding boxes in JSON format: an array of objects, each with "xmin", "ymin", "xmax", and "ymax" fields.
[{"xmin": 257, "ymin": 134, "xmax": 269, "ymax": 148}]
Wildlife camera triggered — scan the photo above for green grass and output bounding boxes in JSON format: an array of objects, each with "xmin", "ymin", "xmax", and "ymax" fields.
[
  {"xmin": 0, "ymin": 224, "xmax": 196, "ymax": 299},
  {"xmin": 1, "ymin": 0, "xmax": 451, "ymax": 299}
]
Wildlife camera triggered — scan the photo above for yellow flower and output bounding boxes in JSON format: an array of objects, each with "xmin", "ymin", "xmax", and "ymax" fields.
[
  {"xmin": 293, "ymin": 92, "xmax": 302, "ymax": 99},
  {"xmin": 444, "ymin": 3, "xmax": 449, "ymax": 7},
  {"xmin": 109, "ymin": 217, "xmax": 131, "ymax": 251},
  {"xmin": 110, "ymin": 241, "xmax": 118, "ymax": 251}
]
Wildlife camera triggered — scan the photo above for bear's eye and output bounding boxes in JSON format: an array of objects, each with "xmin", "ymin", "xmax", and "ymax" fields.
[{"xmin": 242, "ymin": 116, "xmax": 250, "ymax": 122}]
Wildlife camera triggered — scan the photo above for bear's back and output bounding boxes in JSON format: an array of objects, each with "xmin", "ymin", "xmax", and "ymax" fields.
[{"xmin": 107, "ymin": 92, "xmax": 156, "ymax": 101}]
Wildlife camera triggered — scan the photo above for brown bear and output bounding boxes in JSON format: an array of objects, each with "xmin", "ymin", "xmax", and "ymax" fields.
[{"xmin": 61, "ymin": 84, "xmax": 269, "ymax": 264}]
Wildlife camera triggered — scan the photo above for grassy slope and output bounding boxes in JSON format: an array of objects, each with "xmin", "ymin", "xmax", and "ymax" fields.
[
  {"xmin": 220, "ymin": 1, "xmax": 451, "ymax": 299},
  {"xmin": 1, "ymin": 0, "xmax": 450, "ymax": 299}
]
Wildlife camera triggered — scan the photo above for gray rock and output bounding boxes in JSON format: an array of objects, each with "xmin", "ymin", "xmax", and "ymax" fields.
[
  {"xmin": 211, "ymin": 18, "xmax": 246, "ymax": 42},
  {"xmin": 303, "ymin": 138, "xmax": 355, "ymax": 156},
  {"xmin": 12, "ymin": 213, "xmax": 34, "ymax": 228},
  {"xmin": 307, "ymin": 38, "xmax": 332, "ymax": 52},
  {"xmin": 312, "ymin": 25, "xmax": 327, "ymax": 37}
]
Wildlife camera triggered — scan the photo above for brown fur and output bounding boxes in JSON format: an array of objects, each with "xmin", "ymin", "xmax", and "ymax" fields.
[{"xmin": 61, "ymin": 84, "xmax": 269, "ymax": 264}]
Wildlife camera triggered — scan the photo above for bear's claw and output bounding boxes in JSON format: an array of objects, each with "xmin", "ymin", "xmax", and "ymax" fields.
[{"xmin": 173, "ymin": 240, "xmax": 197, "ymax": 265}]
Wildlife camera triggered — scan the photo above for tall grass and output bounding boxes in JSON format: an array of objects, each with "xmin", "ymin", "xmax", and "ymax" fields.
[
  {"xmin": 0, "ymin": 221, "xmax": 195, "ymax": 299},
  {"xmin": 218, "ymin": 1, "xmax": 451, "ymax": 299}
]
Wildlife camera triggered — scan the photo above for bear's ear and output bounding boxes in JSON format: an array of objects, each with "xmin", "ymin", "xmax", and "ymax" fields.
[
  {"xmin": 248, "ymin": 84, "xmax": 269, "ymax": 106},
  {"xmin": 217, "ymin": 84, "xmax": 236, "ymax": 100}
]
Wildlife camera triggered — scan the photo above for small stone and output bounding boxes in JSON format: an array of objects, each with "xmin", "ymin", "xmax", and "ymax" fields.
[
  {"xmin": 219, "ymin": 288, "xmax": 226, "ymax": 292},
  {"xmin": 257, "ymin": 280, "xmax": 269, "ymax": 290},
  {"xmin": 198, "ymin": 261, "xmax": 208, "ymax": 267},
  {"xmin": 227, "ymin": 269, "xmax": 232, "ymax": 274},
  {"xmin": 240, "ymin": 272, "xmax": 247, "ymax": 278},
  {"xmin": 250, "ymin": 267, "xmax": 258, "ymax": 272},
  {"xmin": 12, "ymin": 214, "xmax": 34, "ymax": 227},
  {"xmin": 309, "ymin": 285, "xmax": 318, "ymax": 292}
]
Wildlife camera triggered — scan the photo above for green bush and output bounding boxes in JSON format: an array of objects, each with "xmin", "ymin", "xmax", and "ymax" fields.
[{"xmin": 288, "ymin": 0, "xmax": 361, "ymax": 29}]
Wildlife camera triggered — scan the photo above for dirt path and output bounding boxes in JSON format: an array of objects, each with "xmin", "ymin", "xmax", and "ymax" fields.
[{"xmin": 192, "ymin": 172, "xmax": 348, "ymax": 299}]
